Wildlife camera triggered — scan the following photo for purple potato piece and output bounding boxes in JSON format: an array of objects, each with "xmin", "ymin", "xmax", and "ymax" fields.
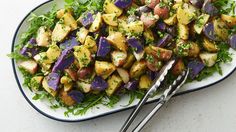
[
  {"xmin": 135, "ymin": 6, "xmax": 152, "ymax": 16},
  {"xmin": 20, "ymin": 38, "xmax": 39, "ymax": 57},
  {"xmin": 190, "ymin": 0, "xmax": 204, "ymax": 8},
  {"xmin": 114, "ymin": 0, "xmax": 132, "ymax": 9},
  {"xmin": 229, "ymin": 34, "xmax": 236, "ymax": 49},
  {"xmin": 156, "ymin": 33, "xmax": 173, "ymax": 48},
  {"xmin": 91, "ymin": 76, "xmax": 108, "ymax": 91},
  {"xmin": 97, "ymin": 37, "xmax": 111, "ymax": 57},
  {"xmin": 29, "ymin": 38, "xmax": 37, "ymax": 44},
  {"xmin": 47, "ymin": 72, "xmax": 60, "ymax": 90},
  {"xmin": 202, "ymin": 1, "xmax": 219, "ymax": 16},
  {"xmin": 52, "ymin": 48, "xmax": 74, "ymax": 73},
  {"xmin": 68, "ymin": 90, "xmax": 84, "ymax": 103},
  {"xmin": 127, "ymin": 37, "xmax": 144, "ymax": 53},
  {"xmin": 156, "ymin": 21, "xmax": 167, "ymax": 32},
  {"xmin": 60, "ymin": 37, "xmax": 79, "ymax": 50},
  {"xmin": 188, "ymin": 61, "xmax": 205, "ymax": 79},
  {"xmin": 166, "ymin": 26, "xmax": 177, "ymax": 36},
  {"xmin": 123, "ymin": 80, "xmax": 139, "ymax": 90},
  {"xmin": 203, "ymin": 23, "xmax": 217, "ymax": 41},
  {"xmin": 80, "ymin": 12, "xmax": 94, "ymax": 29},
  {"xmin": 147, "ymin": 70, "xmax": 158, "ymax": 81}
]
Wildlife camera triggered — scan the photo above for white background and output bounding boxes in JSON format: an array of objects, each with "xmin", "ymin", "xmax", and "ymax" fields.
[{"xmin": 1, "ymin": 0, "xmax": 236, "ymax": 132}]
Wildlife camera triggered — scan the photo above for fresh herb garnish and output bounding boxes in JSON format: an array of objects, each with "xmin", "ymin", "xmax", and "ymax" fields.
[{"xmin": 65, "ymin": 0, "xmax": 104, "ymax": 18}]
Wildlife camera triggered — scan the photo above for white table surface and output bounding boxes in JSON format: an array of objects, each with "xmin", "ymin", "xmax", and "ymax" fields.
[{"xmin": 1, "ymin": 0, "xmax": 236, "ymax": 132}]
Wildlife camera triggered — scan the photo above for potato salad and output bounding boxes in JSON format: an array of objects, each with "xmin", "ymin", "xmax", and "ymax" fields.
[{"xmin": 10, "ymin": 0, "xmax": 236, "ymax": 116}]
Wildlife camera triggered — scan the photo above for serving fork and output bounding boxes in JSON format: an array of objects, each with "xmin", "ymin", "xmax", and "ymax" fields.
[{"xmin": 120, "ymin": 59, "xmax": 190, "ymax": 132}]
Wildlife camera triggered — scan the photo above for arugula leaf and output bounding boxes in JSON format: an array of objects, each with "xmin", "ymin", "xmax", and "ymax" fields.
[
  {"xmin": 65, "ymin": 0, "xmax": 104, "ymax": 18},
  {"xmin": 7, "ymin": 52, "xmax": 28, "ymax": 61},
  {"xmin": 195, "ymin": 63, "xmax": 222, "ymax": 81},
  {"xmin": 217, "ymin": 42, "xmax": 232, "ymax": 63},
  {"xmin": 214, "ymin": 0, "xmax": 236, "ymax": 14}
]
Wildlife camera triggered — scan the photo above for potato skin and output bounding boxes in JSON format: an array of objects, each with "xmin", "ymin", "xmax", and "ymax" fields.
[
  {"xmin": 154, "ymin": 4, "xmax": 169, "ymax": 19},
  {"xmin": 146, "ymin": 0, "xmax": 160, "ymax": 9},
  {"xmin": 172, "ymin": 59, "xmax": 185, "ymax": 76},
  {"xmin": 188, "ymin": 42, "xmax": 200, "ymax": 58},
  {"xmin": 144, "ymin": 46, "xmax": 173, "ymax": 61}
]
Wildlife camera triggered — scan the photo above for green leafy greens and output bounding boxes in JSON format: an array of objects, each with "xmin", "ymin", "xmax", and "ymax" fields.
[{"xmin": 64, "ymin": 0, "xmax": 104, "ymax": 18}]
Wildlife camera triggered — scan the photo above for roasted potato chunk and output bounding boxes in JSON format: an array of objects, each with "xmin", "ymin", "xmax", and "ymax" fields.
[
  {"xmin": 145, "ymin": 46, "xmax": 173, "ymax": 61},
  {"xmin": 36, "ymin": 26, "xmax": 51, "ymax": 47},
  {"xmin": 95, "ymin": 61, "xmax": 116, "ymax": 79},
  {"xmin": 130, "ymin": 60, "xmax": 147, "ymax": 78},
  {"xmin": 103, "ymin": 0, "xmax": 123, "ymax": 17},
  {"xmin": 177, "ymin": 23, "xmax": 189, "ymax": 40},
  {"xmin": 102, "ymin": 13, "xmax": 118, "ymax": 26},
  {"xmin": 172, "ymin": 59, "xmax": 185, "ymax": 76},
  {"xmin": 77, "ymin": 27, "xmax": 89, "ymax": 44},
  {"xmin": 73, "ymin": 45, "xmax": 91, "ymax": 68},
  {"xmin": 89, "ymin": 12, "xmax": 103, "ymax": 32},
  {"xmin": 203, "ymin": 37, "xmax": 218, "ymax": 52},
  {"xmin": 84, "ymin": 36, "xmax": 97, "ymax": 54},
  {"xmin": 107, "ymin": 32, "xmax": 127, "ymax": 52},
  {"xmin": 59, "ymin": 90, "xmax": 75, "ymax": 106},
  {"xmin": 106, "ymin": 74, "xmax": 123, "ymax": 96},
  {"xmin": 52, "ymin": 23, "xmax": 71, "ymax": 42},
  {"xmin": 139, "ymin": 75, "xmax": 152, "ymax": 90},
  {"xmin": 61, "ymin": 13, "xmax": 78, "ymax": 30}
]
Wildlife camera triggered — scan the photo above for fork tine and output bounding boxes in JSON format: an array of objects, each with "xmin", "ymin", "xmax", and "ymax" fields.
[
  {"xmin": 132, "ymin": 69, "xmax": 189, "ymax": 132},
  {"xmin": 119, "ymin": 59, "xmax": 176, "ymax": 132}
]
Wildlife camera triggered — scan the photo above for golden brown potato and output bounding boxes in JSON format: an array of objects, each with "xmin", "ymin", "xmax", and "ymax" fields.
[
  {"xmin": 221, "ymin": 14, "xmax": 236, "ymax": 27},
  {"xmin": 203, "ymin": 37, "xmax": 218, "ymax": 52},
  {"xmin": 89, "ymin": 12, "xmax": 103, "ymax": 32},
  {"xmin": 164, "ymin": 14, "xmax": 177, "ymax": 26},
  {"xmin": 102, "ymin": 13, "xmax": 118, "ymax": 26},
  {"xmin": 18, "ymin": 60, "xmax": 38, "ymax": 74},
  {"xmin": 77, "ymin": 27, "xmax": 89, "ymax": 44},
  {"xmin": 123, "ymin": 53, "xmax": 136, "ymax": 69},
  {"xmin": 107, "ymin": 32, "xmax": 127, "ymax": 52},
  {"xmin": 103, "ymin": 0, "xmax": 123, "ymax": 17},
  {"xmin": 61, "ymin": 13, "xmax": 78, "ymax": 30},
  {"xmin": 52, "ymin": 23, "xmax": 71, "ymax": 42},
  {"xmin": 130, "ymin": 60, "xmax": 147, "ymax": 78},
  {"xmin": 145, "ymin": 46, "xmax": 173, "ymax": 61},
  {"xmin": 213, "ymin": 18, "xmax": 229, "ymax": 41},
  {"xmin": 127, "ymin": 21, "xmax": 144, "ymax": 35},
  {"xmin": 84, "ymin": 36, "xmax": 97, "ymax": 54},
  {"xmin": 59, "ymin": 90, "xmax": 75, "ymax": 106},
  {"xmin": 36, "ymin": 26, "xmax": 51, "ymax": 47},
  {"xmin": 95, "ymin": 61, "xmax": 116, "ymax": 79},
  {"xmin": 73, "ymin": 46, "xmax": 91, "ymax": 68},
  {"xmin": 177, "ymin": 3, "xmax": 197, "ymax": 25},
  {"xmin": 172, "ymin": 59, "xmax": 185, "ymax": 76},
  {"xmin": 106, "ymin": 74, "xmax": 123, "ymax": 96},
  {"xmin": 188, "ymin": 42, "xmax": 200, "ymax": 58},
  {"xmin": 177, "ymin": 23, "xmax": 189, "ymax": 40},
  {"xmin": 139, "ymin": 75, "xmax": 152, "ymax": 90}
]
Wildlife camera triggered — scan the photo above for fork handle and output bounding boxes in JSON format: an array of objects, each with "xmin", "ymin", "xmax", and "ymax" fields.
[
  {"xmin": 120, "ymin": 93, "xmax": 150, "ymax": 132},
  {"xmin": 133, "ymin": 97, "xmax": 165, "ymax": 132}
]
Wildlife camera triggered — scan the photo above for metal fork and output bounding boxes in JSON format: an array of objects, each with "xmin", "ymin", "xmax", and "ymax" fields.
[{"xmin": 120, "ymin": 59, "xmax": 189, "ymax": 132}]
